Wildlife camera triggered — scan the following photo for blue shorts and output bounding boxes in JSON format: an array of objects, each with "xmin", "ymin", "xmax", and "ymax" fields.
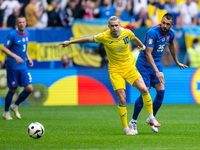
[
  {"xmin": 136, "ymin": 61, "xmax": 163, "ymax": 88},
  {"xmin": 6, "ymin": 69, "xmax": 32, "ymax": 88}
]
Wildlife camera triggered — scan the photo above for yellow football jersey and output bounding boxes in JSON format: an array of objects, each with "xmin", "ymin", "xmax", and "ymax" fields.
[{"xmin": 94, "ymin": 28, "xmax": 135, "ymax": 70}]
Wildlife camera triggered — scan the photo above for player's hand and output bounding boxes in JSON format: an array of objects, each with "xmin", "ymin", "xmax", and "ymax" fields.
[
  {"xmin": 59, "ymin": 41, "xmax": 70, "ymax": 48},
  {"xmin": 138, "ymin": 45, "xmax": 146, "ymax": 52},
  {"xmin": 156, "ymin": 72, "xmax": 165, "ymax": 84},
  {"xmin": 138, "ymin": 46, "xmax": 144, "ymax": 51},
  {"xmin": 15, "ymin": 56, "xmax": 24, "ymax": 64},
  {"xmin": 28, "ymin": 58, "xmax": 34, "ymax": 67},
  {"xmin": 176, "ymin": 62, "xmax": 188, "ymax": 69}
]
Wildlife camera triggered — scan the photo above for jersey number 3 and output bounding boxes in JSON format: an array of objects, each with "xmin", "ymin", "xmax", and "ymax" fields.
[{"xmin": 23, "ymin": 44, "xmax": 26, "ymax": 52}]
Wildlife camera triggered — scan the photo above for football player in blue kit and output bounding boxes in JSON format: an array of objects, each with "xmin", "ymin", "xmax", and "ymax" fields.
[
  {"xmin": 129, "ymin": 13, "xmax": 188, "ymax": 133},
  {"xmin": 2, "ymin": 16, "xmax": 33, "ymax": 120}
]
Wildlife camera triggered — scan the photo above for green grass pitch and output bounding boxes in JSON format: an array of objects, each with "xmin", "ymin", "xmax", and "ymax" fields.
[{"xmin": 0, "ymin": 104, "xmax": 200, "ymax": 150}]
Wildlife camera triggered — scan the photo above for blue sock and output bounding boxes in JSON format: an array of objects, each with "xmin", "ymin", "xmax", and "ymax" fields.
[
  {"xmin": 5, "ymin": 91, "xmax": 15, "ymax": 112},
  {"xmin": 132, "ymin": 95, "xmax": 143, "ymax": 120},
  {"xmin": 153, "ymin": 90, "xmax": 165, "ymax": 116},
  {"xmin": 14, "ymin": 90, "xmax": 31, "ymax": 106}
]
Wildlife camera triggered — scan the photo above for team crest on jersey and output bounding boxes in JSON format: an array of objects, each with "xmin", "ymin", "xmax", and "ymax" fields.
[
  {"xmin": 166, "ymin": 36, "xmax": 170, "ymax": 40},
  {"xmin": 161, "ymin": 37, "xmax": 165, "ymax": 42},
  {"xmin": 148, "ymin": 39, "xmax": 153, "ymax": 44},
  {"xmin": 22, "ymin": 38, "xmax": 25, "ymax": 42},
  {"xmin": 118, "ymin": 46, "xmax": 122, "ymax": 51},
  {"xmin": 7, "ymin": 40, "xmax": 10, "ymax": 45},
  {"xmin": 26, "ymin": 37, "xmax": 28, "ymax": 41}
]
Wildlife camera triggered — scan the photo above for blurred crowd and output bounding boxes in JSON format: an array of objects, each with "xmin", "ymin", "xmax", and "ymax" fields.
[{"xmin": 0, "ymin": 0, "xmax": 200, "ymax": 28}]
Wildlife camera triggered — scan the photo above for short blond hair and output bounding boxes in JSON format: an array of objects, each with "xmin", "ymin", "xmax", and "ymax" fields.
[{"xmin": 108, "ymin": 16, "xmax": 119, "ymax": 24}]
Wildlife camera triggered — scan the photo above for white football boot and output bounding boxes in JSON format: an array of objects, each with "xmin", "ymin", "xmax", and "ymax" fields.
[
  {"xmin": 11, "ymin": 104, "xmax": 21, "ymax": 119},
  {"xmin": 124, "ymin": 127, "xmax": 137, "ymax": 135},
  {"xmin": 146, "ymin": 117, "xmax": 159, "ymax": 133},
  {"xmin": 3, "ymin": 113, "xmax": 13, "ymax": 120},
  {"xmin": 128, "ymin": 120, "xmax": 138, "ymax": 134}
]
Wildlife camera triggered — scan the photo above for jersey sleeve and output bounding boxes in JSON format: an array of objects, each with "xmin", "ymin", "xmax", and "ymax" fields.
[
  {"xmin": 144, "ymin": 29, "xmax": 157, "ymax": 48},
  {"xmin": 4, "ymin": 32, "xmax": 14, "ymax": 49},
  {"xmin": 94, "ymin": 33, "xmax": 104, "ymax": 43}
]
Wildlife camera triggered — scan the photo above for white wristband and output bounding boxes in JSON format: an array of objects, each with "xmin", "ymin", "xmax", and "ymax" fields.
[{"xmin": 141, "ymin": 45, "xmax": 146, "ymax": 50}]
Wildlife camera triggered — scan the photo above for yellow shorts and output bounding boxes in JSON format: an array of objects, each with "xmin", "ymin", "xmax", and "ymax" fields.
[{"xmin": 109, "ymin": 65, "xmax": 141, "ymax": 91}]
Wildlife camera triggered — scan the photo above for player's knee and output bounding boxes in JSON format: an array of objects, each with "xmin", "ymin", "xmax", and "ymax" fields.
[
  {"xmin": 118, "ymin": 95, "xmax": 126, "ymax": 105},
  {"xmin": 140, "ymin": 87, "xmax": 149, "ymax": 95},
  {"xmin": 25, "ymin": 85, "xmax": 33, "ymax": 92},
  {"xmin": 9, "ymin": 88, "xmax": 17, "ymax": 93}
]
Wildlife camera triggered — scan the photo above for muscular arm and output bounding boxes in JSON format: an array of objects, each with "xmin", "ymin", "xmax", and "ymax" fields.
[
  {"xmin": 131, "ymin": 37, "xmax": 145, "ymax": 50},
  {"xmin": 146, "ymin": 46, "xmax": 165, "ymax": 83},
  {"xmin": 1, "ymin": 46, "xmax": 24, "ymax": 64},
  {"xmin": 146, "ymin": 46, "xmax": 159, "ymax": 73},
  {"xmin": 26, "ymin": 51, "xmax": 33, "ymax": 67},
  {"xmin": 59, "ymin": 37, "xmax": 94, "ymax": 47},
  {"xmin": 168, "ymin": 43, "xmax": 179, "ymax": 64},
  {"xmin": 168, "ymin": 43, "xmax": 188, "ymax": 69}
]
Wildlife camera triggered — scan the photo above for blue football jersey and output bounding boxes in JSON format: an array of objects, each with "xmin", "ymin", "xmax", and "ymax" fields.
[
  {"xmin": 137, "ymin": 24, "xmax": 175, "ymax": 66},
  {"xmin": 4, "ymin": 29, "xmax": 29, "ymax": 70}
]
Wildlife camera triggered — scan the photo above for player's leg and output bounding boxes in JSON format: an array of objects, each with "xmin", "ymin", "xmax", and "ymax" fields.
[
  {"xmin": 153, "ymin": 83, "xmax": 165, "ymax": 116},
  {"xmin": 3, "ymin": 88, "xmax": 17, "ymax": 120},
  {"xmin": 110, "ymin": 72, "xmax": 135, "ymax": 135},
  {"xmin": 115, "ymin": 89, "xmax": 128, "ymax": 131},
  {"xmin": 3, "ymin": 69, "xmax": 18, "ymax": 120},
  {"xmin": 146, "ymin": 66, "xmax": 164, "ymax": 132},
  {"xmin": 133, "ymin": 77, "xmax": 160, "ymax": 127},
  {"xmin": 11, "ymin": 70, "xmax": 33, "ymax": 119},
  {"xmin": 128, "ymin": 64, "xmax": 151, "ymax": 132},
  {"xmin": 146, "ymin": 84, "xmax": 164, "ymax": 132}
]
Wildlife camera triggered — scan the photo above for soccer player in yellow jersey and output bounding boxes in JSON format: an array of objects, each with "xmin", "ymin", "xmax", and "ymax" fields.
[{"xmin": 59, "ymin": 16, "xmax": 160, "ymax": 135}]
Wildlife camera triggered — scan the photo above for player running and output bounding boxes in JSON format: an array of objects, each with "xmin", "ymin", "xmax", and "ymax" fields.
[
  {"xmin": 59, "ymin": 16, "xmax": 160, "ymax": 135},
  {"xmin": 129, "ymin": 13, "xmax": 188, "ymax": 133},
  {"xmin": 2, "ymin": 16, "xmax": 33, "ymax": 120}
]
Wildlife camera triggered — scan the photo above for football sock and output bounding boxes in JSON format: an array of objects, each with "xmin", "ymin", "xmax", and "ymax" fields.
[
  {"xmin": 5, "ymin": 91, "xmax": 15, "ymax": 112},
  {"xmin": 4, "ymin": 111, "xmax": 10, "ymax": 115},
  {"xmin": 130, "ymin": 118, "xmax": 137, "ymax": 123},
  {"xmin": 153, "ymin": 90, "xmax": 165, "ymax": 116},
  {"xmin": 132, "ymin": 95, "xmax": 143, "ymax": 120},
  {"xmin": 118, "ymin": 104, "xmax": 128, "ymax": 128},
  {"xmin": 142, "ymin": 92, "xmax": 153, "ymax": 114},
  {"xmin": 14, "ymin": 90, "xmax": 31, "ymax": 106},
  {"xmin": 149, "ymin": 113, "xmax": 154, "ymax": 119}
]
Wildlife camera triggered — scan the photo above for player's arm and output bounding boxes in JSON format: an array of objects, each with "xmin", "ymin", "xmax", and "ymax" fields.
[
  {"xmin": 131, "ymin": 37, "xmax": 145, "ymax": 51},
  {"xmin": 59, "ymin": 37, "xmax": 94, "ymax": 48},
  {"xmin": 168, "ymin": 43, "xmax": 188, "ymax": 69},
  {"xmin": 1, "ymin": 46, "xmax": 24, "ymax": 64},
  {"xmin": 26, "ymin": 52, "xmax": 33, "ymax": 67},
  {"xmin": 146, "ymin": 46, "xmax": 165, "ymax": 84}
]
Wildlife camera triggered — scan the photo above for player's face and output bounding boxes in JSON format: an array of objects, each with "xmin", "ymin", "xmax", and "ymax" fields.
[
  {"xmin": 161, "ymin": 17, "xmax": 173, "ymax": 33},
  {"xmin": 108, "ymin": 20, "xmax": 120, "ymax": 37},
  {"xmin": 17, "ymin": 17, "xmax": 26, "ymax": 32}
]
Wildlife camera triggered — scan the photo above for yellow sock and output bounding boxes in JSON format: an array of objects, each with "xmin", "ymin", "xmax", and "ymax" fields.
[
  {"xmin": 142, "ymin": 92, "xmax": 153, "ymax": 114},
  {"xmin": 118, "ymin": 105, "xmax": 128, "ymax": 128}
]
